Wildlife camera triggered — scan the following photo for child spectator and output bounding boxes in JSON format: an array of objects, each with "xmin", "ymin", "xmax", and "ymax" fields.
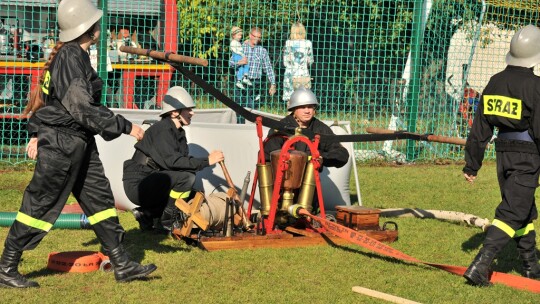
[{"xmin": 230, "ymin": 26, "xmax": 252, "ymax": 89}]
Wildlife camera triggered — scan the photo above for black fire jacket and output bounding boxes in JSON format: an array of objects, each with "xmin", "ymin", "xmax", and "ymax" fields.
[
  {"xmin": 134, "ymin": 117, "xmax": 209, "ymax": 172},
  {"xmin": 464, "ymin": 65, "xmax": 540, "ymax": 176},
  {"xmin": 264, "ymin": 114, "xmax": 349, "ymax": 168},
  {"xmin": 28, "ymin": 41, "xmax": 132, "ymax": 140}
]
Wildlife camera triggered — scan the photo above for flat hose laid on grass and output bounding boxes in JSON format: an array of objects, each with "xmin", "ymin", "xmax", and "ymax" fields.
[
  {"xmin": 380, "ymin": 208, "xmax": 490, "ymax": 231},
  {"xmin": 0, "ymin": 212, "xmax": 91, "ymax": 229}
]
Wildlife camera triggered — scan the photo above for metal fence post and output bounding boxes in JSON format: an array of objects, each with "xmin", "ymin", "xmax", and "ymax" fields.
[
  {"xmin": 98, "ymin": 0, "xmax": 109, "ymax": 106},
  {"xmin": 406, "ymin": 0, "xmax": 430, "ymax": 161}
]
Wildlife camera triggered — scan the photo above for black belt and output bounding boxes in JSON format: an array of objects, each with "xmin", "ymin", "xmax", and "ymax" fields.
[
  {"xmin": 132, "ymin": 150, "xmax": 160, "ymax": 170},
  {"xmin": 497, "ymin": 130, "xmax": 533, "ymax": 142},
  {"xmin": 42, "ymin": 123, "xmax": 92, "ymax": 141}
]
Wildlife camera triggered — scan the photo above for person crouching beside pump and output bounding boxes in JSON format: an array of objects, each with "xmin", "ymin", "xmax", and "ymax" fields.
[
  {"xmin": 0, "ymin": 0, "xmax": 156, "ymax": 288},
  {"xmin": 462, "ymin": 24, "xmax": 540, "ymax": 287},
  {"xmin": 263, "ymin": 86, "xmax": 349, "ymax": 213},
  {"xmin": 123, "ymin": 86, "xmax": 225, "ymax": 233}
]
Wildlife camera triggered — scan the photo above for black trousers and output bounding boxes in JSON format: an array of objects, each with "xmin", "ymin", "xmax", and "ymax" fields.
[
  {"xmin": 4, "ymin": 126, "xmax": 124, "ymax": 253},
  {"xmin": 484, "ymin": 149, "xmax": 540, "ymax": 253},
  {"xmin": 123, "ymin": 159, "xmax": 196, "ymax": 218},
  {"xmin": 495, "ymin": 150, "xmax": 539, "ymax": 227}
]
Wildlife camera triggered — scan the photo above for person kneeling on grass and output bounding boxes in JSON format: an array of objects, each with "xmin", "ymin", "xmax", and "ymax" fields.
[{"xmin": 123, "ymin": 86, "xmax": 225, "ymax": 233}]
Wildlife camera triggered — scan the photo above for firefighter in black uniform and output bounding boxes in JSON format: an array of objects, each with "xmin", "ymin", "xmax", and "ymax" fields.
[
  {"xmin": 0, "ymin": 0, "xmax": 157, "ymax": 288},
  {"xmin": 263, "ymin": 87, "xmax": 349, "ymax": 212},
  {"xmin": 123, "ymin": 86, "xmax": 225, "ymax": 232},
  {"xmin": 463, "ymin": 24, "xmax": 540, "ymax": 287}
]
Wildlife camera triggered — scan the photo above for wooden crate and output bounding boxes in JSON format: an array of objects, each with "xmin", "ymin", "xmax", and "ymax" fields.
[{"xmin": 335, "ymin": 205, "xmax": 382, "ymax": 230}]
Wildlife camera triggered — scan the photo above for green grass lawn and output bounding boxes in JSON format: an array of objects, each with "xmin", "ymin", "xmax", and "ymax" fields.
[{"xmin": 0, "ymin": 161, "xmax": 539, "ymax": 303}]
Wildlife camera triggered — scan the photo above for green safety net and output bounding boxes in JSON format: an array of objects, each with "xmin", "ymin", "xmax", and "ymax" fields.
[{"xmin": 0, "ymin": 0, "xmax": 536, "ymax": 164}]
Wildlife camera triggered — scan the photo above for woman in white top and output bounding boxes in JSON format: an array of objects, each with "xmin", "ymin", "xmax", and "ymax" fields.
[{"xmin": 282, "ymin": 22, "xmax": 313, "ymax": 102}]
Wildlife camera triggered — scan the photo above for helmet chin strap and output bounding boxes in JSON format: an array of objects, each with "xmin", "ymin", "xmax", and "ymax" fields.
[
  {"xmin": 172, "ymin": 115, "xmax": 185, "ymax": 127},
  {"xmin": 86, "ymin": 23, "xmax": 97, "ymax": 42}
]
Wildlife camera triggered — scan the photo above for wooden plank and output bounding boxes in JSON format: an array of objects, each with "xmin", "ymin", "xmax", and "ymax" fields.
[
  {"xmin": 352, "ymin": 286, "xmax": 422, "ymax": 304},
  {"xmin": 198, "ymin": 233, "xmax": 350, "ymax": 251},
  {"xmin": 196, "ymin": 228, "xmax": 398, "ymax": 251},
  {"xmin": 284, "ymin": 226, "xmax": 321, "ymax": 237}
]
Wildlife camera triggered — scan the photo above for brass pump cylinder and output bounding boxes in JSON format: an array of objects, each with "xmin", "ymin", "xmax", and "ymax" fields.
[
  {"xmin": 270, "ymin": 150, "xmax": 308, "ymax": 213},
  {"xmin": 297, "ymin": 161, "xmax": 316, "ymax": 213},
  {"xmin": 257, "ymin": 164, "xmax": 273, "ymax": 215}
]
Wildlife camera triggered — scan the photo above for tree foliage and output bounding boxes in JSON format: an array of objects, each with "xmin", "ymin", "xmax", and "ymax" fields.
[{"xmin": 173, "ymin": 0, "xmax": 488, "ymax": 116}]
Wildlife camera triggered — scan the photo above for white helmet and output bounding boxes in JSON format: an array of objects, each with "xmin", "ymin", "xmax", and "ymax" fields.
[
  {"xmin": 58, "ymin": 0, "xmax": 103, "ymax": 42},
  {"xmin": 288, "ymin": 86, "xmax": 318, "ymax": 110},
  {"xmin": 160, "ymin": 86, "xmax": 196, "ymax": 116},
  {"xmin": 506, "ymin": 25, "xmax": 540, "ymax": 68}
]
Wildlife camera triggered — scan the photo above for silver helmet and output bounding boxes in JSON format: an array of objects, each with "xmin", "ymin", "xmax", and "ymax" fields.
[
  {"xmin": 58, "ymin": 0, "xmax": 103, "ymax": 42},
  {"xmin": 160, "ymin": 86, "xmax": 196, "ymax": 116},
  {"xmin": 288, "ymin": 86, "xmax": 318, "ymax": 110},
  {"xmin": 506, "ymin": 25, "xmax": 540, "ymax": 68}
]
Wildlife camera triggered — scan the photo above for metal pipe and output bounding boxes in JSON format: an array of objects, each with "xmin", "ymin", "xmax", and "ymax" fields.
[
  {"xmin": 463, "ymin": 0, "xmax": 487, "ymax": 89},
  {"xmin": 238, "ymin": 171, "xmax": 251, "ymax": 209},
  {"xmin": 97, "ymin": 0, "xmax": 108, "ymax": 106},
  {"xmin": 405, "ymin": 0, "xmax": 431, "ymax": 160}
]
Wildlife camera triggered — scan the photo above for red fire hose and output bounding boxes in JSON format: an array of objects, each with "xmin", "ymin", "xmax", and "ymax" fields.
[{"xmin": 290, "ymin": 206, "xmax": 540, "ymax": 294}]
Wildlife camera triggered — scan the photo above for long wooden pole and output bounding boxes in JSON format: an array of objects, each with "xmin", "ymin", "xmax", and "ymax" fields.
[
  {"xmin": 219, "ymin": 161, "xmax": 254, "ymax": 230},
  {"xmin": 366, "ymin": 127, "xmax": 467, "ymax": 146},
  {"xmin": 118, "ymin": 46, "xmax": 208, "ymax": 67},
  {"xmin": 352, "ymin": 286, "xmax": 422, "ymax": 304}
]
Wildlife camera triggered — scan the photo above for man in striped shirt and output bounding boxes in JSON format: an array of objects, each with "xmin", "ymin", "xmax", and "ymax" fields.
[{"xmin": 229, "ymin": 27, "xmax": 277, "ymax": 123}]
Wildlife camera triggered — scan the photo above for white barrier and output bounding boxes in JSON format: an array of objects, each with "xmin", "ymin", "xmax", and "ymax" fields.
[{"xmin": 96, "ymin": 109, "xmax": 359, "ymax": 213}]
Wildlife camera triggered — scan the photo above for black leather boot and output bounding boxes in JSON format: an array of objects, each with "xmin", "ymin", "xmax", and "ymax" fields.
[
  {"xmin": 463, "ymin": 248, "xmax": 496, "ymax": 287},
  {"xmin": 108, "ymin": 245, "xmax": 157, "ymax": 282},
  {"xmin": 519, "ymin": 250, "xmax": 540, "ymax": 279},
  {"xmin": 132, "ymin": 207, "xmax": 154, "ymax": 231},
  {"xmin": 0, "ymin": 247, "xmax": 39, "ymax": 288},
  {"xmin": 160, "ymin": 200, "xmax": 180, "ymax": 232}
]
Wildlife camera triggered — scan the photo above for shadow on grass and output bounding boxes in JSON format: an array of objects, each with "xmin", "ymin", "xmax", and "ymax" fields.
[
  {"xmin": 26, "ymin": 267, "xmax": 60, "ymax": 280},
  {"xmin": 25, "ymin": 227, "xmax": 188, "ymax": 280},
  {"xmin": 461, "ymin": 231, "xmax": 484, "ymax": 253},
  {"xmin": 81, "ymin": 227, "xmax": 191, "ymax": 257},
  {"xmin": 319, "ymin": 233, "xmax": 416, "ymax": 267},
  {"xmin": 25, "ymin": 264, "xmax": 162, "ymax": 282}
]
